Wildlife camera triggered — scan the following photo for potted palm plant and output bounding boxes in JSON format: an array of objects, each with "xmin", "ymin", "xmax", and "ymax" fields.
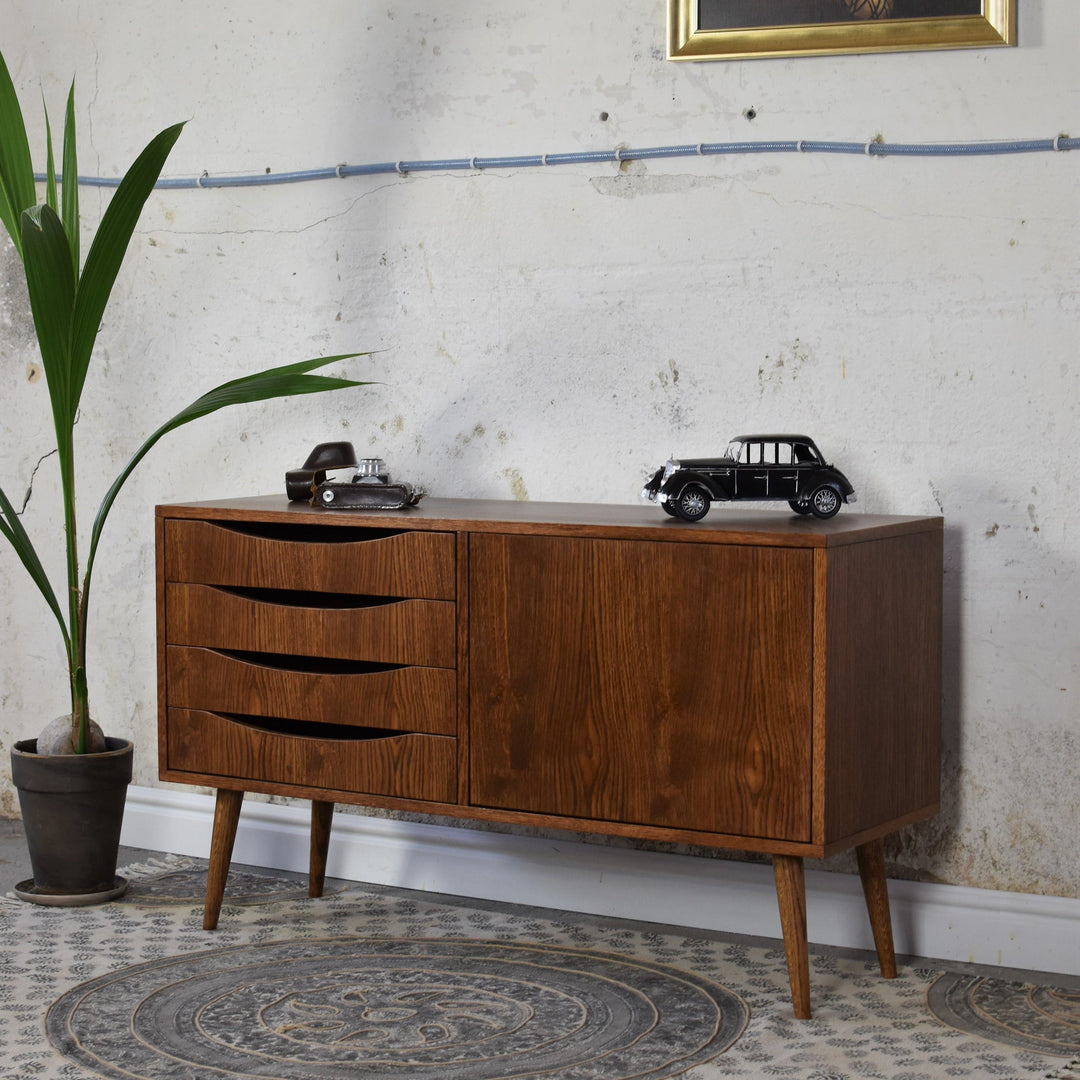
[{"xmin": 1, "ymin": 49, "xmax": 367, "ymax": 903}]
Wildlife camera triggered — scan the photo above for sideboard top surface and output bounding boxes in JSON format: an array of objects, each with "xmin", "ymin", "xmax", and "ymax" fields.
[{"xmin": 157, "ymin": 495, "xmax": 941, "ymax": 548}]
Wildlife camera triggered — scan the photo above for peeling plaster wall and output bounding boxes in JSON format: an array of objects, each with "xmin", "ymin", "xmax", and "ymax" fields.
[{"xmin": 1, "ymin": 1, "xmax": 1077, "ymax": 898}]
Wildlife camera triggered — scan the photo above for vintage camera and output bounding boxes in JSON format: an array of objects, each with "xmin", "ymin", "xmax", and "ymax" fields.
[{"xmin": 285, "ymin": 442, "xmax": 424, "ymax": 509}]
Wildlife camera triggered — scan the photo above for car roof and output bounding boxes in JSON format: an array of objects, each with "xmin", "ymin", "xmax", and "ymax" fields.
[{"xmin": 730, "ymin": 434, "xmax": 818, "ymax": 443}]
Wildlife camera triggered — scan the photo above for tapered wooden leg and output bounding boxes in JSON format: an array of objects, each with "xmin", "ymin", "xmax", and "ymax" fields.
[
  {"xmin": 310, "ymin": 800, "xmax": 334, "ymax": 898},
  {"xmin": 773, "ymin": 854, "xmax": 811, "ymax": 1019},
  {"xmin": 856, "ymin": 838, "xmax": 898, "ymax": 979},
  {"xmin": 203, "ymin": 788, "xmax": 244, "ymax": 930}
]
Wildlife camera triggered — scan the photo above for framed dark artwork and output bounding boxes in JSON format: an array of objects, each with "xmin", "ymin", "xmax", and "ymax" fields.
[{"xmin": 668, "ymin": 0, "xmax": 1015, "ymax": 60}]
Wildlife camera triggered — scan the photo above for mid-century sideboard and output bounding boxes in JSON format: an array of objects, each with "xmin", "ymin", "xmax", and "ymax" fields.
[{"xmin": 155, "ymin": 496, "xmax": 942, "ymax": 1018}]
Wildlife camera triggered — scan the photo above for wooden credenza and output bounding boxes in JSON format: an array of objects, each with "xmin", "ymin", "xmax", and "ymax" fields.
[{"xmin": 156, "ymin": 496, "xmax": 942, "ymax": 1017}]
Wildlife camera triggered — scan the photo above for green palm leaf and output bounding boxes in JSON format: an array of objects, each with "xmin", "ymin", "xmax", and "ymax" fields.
[
  {"xmin": 69, "ymin": 122, "xmax": 185, "ymax": 408},
  {"xmin": 44, "ymin": 98, "xmax": 58, "ymax": 215},
  {"xmin": 1, "ymin": 47, "xmax": 370, "ymax": 749},
  {"xmin": 0, "ymin": 50, "xmax": 36, "ymax": 258},
  {"xmin": 62, "ymin": 83, "xmax": 79, "ymax": 276},
  {"xmin": 84, "ymin": 354, "xmax": 372, "ymax": 594},
  {"xmin": 20, "ymin": 205, "xmax": 77, "ymax": 432},
  {"xmin": 0, "ymin": 483, "xmax": 69, "ymax": 646}
]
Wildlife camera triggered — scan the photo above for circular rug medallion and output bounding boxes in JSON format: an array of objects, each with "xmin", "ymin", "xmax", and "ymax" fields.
[
  {"xmin": 46, "ymin": 937, "xmax": 748, "ymax": 1079},
  {"xmin": 928, "ymin": 973, "xmax": 1080, "ymax": 1057}
]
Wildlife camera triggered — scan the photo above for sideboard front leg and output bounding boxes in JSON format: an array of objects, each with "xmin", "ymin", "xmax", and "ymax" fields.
[
  {"xmin": 773, "ymin": 854, "xmax": 811, "ymax": 1019},
  {"xmin": 856, "ymin": 838, "xmax": 898, "ymax": 979},
  {"xmin": 203, "ymin": 788, "xmax": 244, "ymax": 930},
  {"xmin": 310, "ymin": 800, "xmax": 335, "ymax": 898}
]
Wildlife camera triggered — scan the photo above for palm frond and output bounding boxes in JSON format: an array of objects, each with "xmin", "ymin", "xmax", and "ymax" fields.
[
  {"xmin": 0, "ymin": 50, "xmax": 36, "ymax": 258},
  {"xmin": 62, "ymin": 82, "xmax": 79, "ymax": 276},
  {"xmin": 69, "ymin": 122, "xmax": 185, "ymax": 407},
  {"xmin": 20, "ymin": 205, "xmax": 77, "ymax": 432},
  {"xmin": 43, "ymin": 97, "xmax": 58, "ymax": 215},
  {"xmin": 84, "ymin": 354, "xmax": 372, "ymax": 586},
  {"xmin": 0, "ymin": 483, "xmax": 70, "ymax": 646}
]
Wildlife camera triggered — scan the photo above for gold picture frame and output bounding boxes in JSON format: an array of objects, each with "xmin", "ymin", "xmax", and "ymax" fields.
[{"xmin": 668, "ymin": 0, "xmax": 1015, "ymax": 61}]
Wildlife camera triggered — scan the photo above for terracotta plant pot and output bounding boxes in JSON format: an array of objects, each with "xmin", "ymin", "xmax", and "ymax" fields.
[{"xmin": 10, "ymin": 736, "xmax": 133, "ymax": 906}]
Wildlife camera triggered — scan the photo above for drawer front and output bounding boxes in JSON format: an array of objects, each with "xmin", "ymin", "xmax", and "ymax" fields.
[
  {"xmin": 168, "ymin": 646, "xmax": 456, "ymax": 736},
  {"xmin": 166, "ymin": 583, "xmax": 456, "ymax": 668},
  {"xmin": 164, "ymin": 519, "xmax": 455, "ymax": 600},
  {"xmin": 167, "ymin": 709, "xmax": 457, "ymax": 802}
]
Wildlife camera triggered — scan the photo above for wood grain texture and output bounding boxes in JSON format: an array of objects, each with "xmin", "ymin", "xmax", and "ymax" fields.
[
  {"xmin": 165, "ymin": 584, "xmax": 456, "ymax": 668},
  {"xmin": 310, "ymin": 800, "xmax": 334, "ymax": 898},
  {"xmin": 167, "ymin": 646, "xmax": 456, "ymax": 735},
  {"xmin": 158, "ymin": 498, "xmax": 942, "ymax": 1017},
  {"xmin": 469, "ymin": 534, "xmax": 814, "ymax": 841},
  {"xmin": 160, "ymin": 497, "xmax": 938, "ymax": 550},
  {"xmin": 823, "ymin": 530, "xmax": 943, "ymax": 842},
  {"xmin": 203, "ymin": 788, "xmax": 243, "ymax": 930},
  {"xmin": 156, "ymin": 515, "xmax": 169, "ymax": 781},
  {"xmin": 167, "ymin": 709, "xmax": 457, "ymax": 803},
  {"xmin": 773, "ymin": 854, "xmax": 811, "ymax": 1019},
  {"xmin": 856, "ymin": 838, "xmax": 898, "ymax": 979},
  {"xmin": 164, "ymin": 519, "xmax": 455, "ymax": 599}
]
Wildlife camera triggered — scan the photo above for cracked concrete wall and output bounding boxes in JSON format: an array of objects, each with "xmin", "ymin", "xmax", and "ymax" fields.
[{"xmin": 0, "ymin": 1, "xmax": 1077, "ymax": 897}]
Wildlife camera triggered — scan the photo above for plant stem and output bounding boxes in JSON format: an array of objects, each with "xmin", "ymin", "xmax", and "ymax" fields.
[{"xmin": 58, "ymin": 426, "xmax": 86, "ymax": 751}]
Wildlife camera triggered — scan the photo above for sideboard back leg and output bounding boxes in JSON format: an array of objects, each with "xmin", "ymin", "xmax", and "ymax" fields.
[
  {"xmin": 203, "ymin": 788, "xmax": 244, "ymax": 930},
  {"xmin": 310, "ymin": 800, "xmax": 335, "ymax": 898},
  {"xmin": 773, "ymin": 854, "xmax": 811, "ymax": 1019},
  {"xmin": 856, "ymin": 838, "xmax": 898, "ymax": 979}
]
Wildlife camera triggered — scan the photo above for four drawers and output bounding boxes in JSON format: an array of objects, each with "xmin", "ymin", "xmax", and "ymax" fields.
[{"xmin": 160, "ymin": 518, "xmax": 458, "ymax": 803}]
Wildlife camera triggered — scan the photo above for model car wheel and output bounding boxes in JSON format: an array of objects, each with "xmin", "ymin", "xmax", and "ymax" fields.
[
  {"xmin": 672, "ymin": 486, "xmax": 710, "ymax": 522},
  {"xmin": 809, "ymin": 485, "xmax": 841, "ymax": 519},
  {"xmin": 789, "ymin": 500, "xmax": 813, "ymax": 516},
  {"xmin": 661, "ymin": 501, "xmax": 679, "ymax": 517}
]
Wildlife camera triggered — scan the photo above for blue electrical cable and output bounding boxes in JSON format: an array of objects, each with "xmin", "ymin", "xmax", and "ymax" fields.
[{"xmin": 36, "ymin": 135, "xmax": 1077, "ymax": 190}]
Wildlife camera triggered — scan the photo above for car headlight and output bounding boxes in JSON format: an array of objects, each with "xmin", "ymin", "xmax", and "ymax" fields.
[{"xmin": 662, "ymin": 459, "xmax": 679, "ymax": 482}]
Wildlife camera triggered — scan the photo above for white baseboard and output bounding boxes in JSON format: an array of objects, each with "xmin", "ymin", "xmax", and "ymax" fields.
[{"xmin": 122, "ymin": 785, "xmax": 1080, "ymax": 977}]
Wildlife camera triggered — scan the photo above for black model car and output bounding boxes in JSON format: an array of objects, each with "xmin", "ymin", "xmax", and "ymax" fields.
[{"xmin": 642, "ymin": 434, "xmax": 855, "ymax": 521}]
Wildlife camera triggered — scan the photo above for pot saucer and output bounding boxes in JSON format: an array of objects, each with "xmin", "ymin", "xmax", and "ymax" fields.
[{"xmin": 14, "ymin": 876, "xmax": 128, "ymax": 907}]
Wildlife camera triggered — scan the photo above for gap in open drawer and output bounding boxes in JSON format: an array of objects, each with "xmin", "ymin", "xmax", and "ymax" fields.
[
  {"xmin": 220, "ymin": 713, "xmax": 413, "ymax": 741},
  {"xmin": 212, "ymin": 649, "xmax": 404, "ymax": 676},
  {"xmin": 215, "ymin": 586, "xmax": 405, "ymax": 609},
  {"xmin": 213, "ymin": 522, "xmax": 406, "ymax": 543}
]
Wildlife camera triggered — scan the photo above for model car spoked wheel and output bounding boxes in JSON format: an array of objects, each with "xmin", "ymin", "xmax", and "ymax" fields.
[
  {"xmin": 810, "ymin": 485, "xmax": 841, "ymax": 519},
  {"xmin": 789, "ymin": 500, "xmax": 813, "ymax": 516},
  {"xmin": 672, "ymin": 486, "xmax": 710, "ymax": 522},
  {"xmin": 661, "ymin": 501, "xmax": 679, "ymax": 517}
]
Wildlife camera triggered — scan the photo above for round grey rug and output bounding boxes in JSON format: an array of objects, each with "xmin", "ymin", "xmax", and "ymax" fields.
[
  {"xmin": 928, "ymin": 972, "xmax": 1080, "ymax": 1057},
  {"xmin": 46, "ymin": 936, "xmax": 748, "ymax": 1079}
]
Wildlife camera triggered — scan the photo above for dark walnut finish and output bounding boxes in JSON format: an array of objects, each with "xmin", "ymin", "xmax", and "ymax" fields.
[{"xmin": 156, "ymin": 496, "xmax": 942, "ymax": 1018}]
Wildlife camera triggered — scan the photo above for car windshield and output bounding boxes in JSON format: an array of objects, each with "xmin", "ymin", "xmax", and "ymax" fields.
[{"xmin": 725, "ymin": 440, "xmax": 745, "ymax": 462}]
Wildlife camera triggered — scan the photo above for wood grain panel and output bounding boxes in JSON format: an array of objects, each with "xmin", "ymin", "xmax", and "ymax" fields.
[
  {"xmin": 161, "ymin": 497, "xmax": 937, "ymax": 550},
  {"xmin": 164, "ymin": 519, "xmax": 455, "ymax": 599},
  {"xmin": 166, "ymin": 584, "xmax": 456, "ymax": 668},
  {"xmin": 167, "ymin": 646, "xmax": 456, "ymax": 735},
  {"xmin": 167, "ymin": 708, "xmax": 456, "ymax": 802},
  {"xmin": 823, "ymin": 530, "xmax": 942, "ymax": 842},
  {"xmin": 469, "ymin": 534, "xmax": 814, "ymax": 841}
]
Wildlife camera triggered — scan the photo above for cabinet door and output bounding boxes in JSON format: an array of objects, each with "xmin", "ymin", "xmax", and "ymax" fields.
[{"xmin": 469, "ymin": 534, "xmax": 813, "ymax": 842}]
